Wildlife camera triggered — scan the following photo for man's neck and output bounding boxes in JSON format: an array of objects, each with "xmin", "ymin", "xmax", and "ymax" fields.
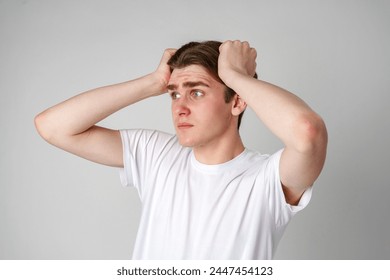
[{"xmin": 192, "ymin": 134, "xmax": 245, "ymax": 165}]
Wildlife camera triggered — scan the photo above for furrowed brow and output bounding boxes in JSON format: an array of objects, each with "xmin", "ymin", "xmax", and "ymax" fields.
[
  {"xmin": 183, "ymin": 81, "xmax": 210, "ymax": 88},
  {"xmin": 167, "ymin": 81, "xmax": 210, "ymax": 91},
  {"xmin": 167, "ymin": 84, "xmax": 177, "ymax": 91}
]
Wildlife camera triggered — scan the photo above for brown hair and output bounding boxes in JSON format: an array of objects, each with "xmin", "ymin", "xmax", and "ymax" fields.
[{"xmin": 167, "ymin": 41, "xmax": 257, "ymax": 129}]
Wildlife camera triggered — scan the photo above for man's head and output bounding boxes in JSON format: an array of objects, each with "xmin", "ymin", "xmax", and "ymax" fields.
[{"xmin": 167, "ymin": 41, "xmax": 256, "ymax": 130}]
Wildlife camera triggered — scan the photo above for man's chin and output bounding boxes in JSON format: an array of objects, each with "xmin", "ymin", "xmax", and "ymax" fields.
[
  {"xmin": 179, "ymin": 141, "xmax": 195, "ymax": 148},
  {"xmin": 177, "ymin": 137, "xmax": 196, "ymax": 148}
]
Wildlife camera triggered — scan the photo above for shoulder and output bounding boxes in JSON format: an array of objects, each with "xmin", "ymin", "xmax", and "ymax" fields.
[
  {"xmin": 120, "ymin": 129, "xmax": 175, "ymax": 141},
  {"xmin": 120, "ymin": 129, "xmax": 179, "ymax": 149},
  {"xmin": 243, "ymin": 148, "xmax": 283, "ymax": 169},
  {"xmin": 237, "ymin": 148, "xmax": 284, "ymax": 190},
  {"xmin": 120, "ymin": 129, "xmax": 190, "ymax": 159}
]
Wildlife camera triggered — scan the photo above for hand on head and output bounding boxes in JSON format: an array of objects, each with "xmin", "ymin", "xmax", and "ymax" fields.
[
  {"xmin": 218, "ymin": 40, "xmax": 257, "ymax": 85},
  {"xmin": 154, "ymin": 48, "xmax": 177, "ymax": 94}
]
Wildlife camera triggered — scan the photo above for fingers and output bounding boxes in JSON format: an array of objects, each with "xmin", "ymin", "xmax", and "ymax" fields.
[
  {"xmin": 153, "ymin": 48, "xmax": 178, "ymax": 94},
  {"xmin": 219, "ymin": 40, "xmax": 257, "ymax": 78},
  {"xmin": 220, "ymin": 40, "xmax": 257, "ymax": 56},
  {"xmin": 156, "ymin": 48, "xmax": 177, "ymax": 74},
  {"xmin": 220, "ymin": 40, "xmax": 257, "ymax": 65},
  {"xmin": 161, "ymin": 48, "xmax": 177, "ymax": 63}
]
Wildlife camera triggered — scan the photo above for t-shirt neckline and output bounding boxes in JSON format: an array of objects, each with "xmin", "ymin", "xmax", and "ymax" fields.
[{"xmin": 190, "ymin": 148, "xmax": 248, "ymax": 174}]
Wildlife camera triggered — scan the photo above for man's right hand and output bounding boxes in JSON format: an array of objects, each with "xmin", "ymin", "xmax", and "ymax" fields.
[{"xmin": 152, "ymin": 48, "xmax": 177, "ymax": 95}]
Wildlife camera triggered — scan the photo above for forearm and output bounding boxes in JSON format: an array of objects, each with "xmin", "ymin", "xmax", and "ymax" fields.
[
  {"xmin": 218, "ymin": 40, "xmax": 326, "ymax": 152},
  {"xmin": 228, "ymin": 74, "xmax": 325, "ymax": 151},
  {"xmin": 35, "ymin": 73, "xmax": 162, "ymax": 141}
]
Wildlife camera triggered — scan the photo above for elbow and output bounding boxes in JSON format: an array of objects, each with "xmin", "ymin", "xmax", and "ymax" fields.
[
  {"xmin": 34, "ymin": 111, "xmax": 56, "ymax": 143},
  {"xmin": 291, "ymin": 113, "xmax": 328, "ymax": 154}
]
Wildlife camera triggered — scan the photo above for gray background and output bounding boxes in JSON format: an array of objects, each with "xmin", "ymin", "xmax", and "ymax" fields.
[{"xmin": 1, "ymin": 0, "xmax": 389, "ymax": 259}]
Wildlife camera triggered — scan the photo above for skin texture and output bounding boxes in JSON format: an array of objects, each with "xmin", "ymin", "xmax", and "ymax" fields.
[
  {"xmin": 168, "ymin": 65, "xmax": 246, "ymax": 164},
  {"xmin": 35, "ymin": 40, "xmax": 327, "ymax": 205}
]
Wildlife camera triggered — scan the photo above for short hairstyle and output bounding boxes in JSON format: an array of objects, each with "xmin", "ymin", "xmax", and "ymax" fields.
[{"xmin": 167, "ymin": 41, "xmax": 258, "ymax": 129}]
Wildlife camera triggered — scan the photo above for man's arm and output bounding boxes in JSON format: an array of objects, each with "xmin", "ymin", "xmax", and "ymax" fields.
[
  {"xmin": 35, "ymin": 49, "xmax": 176, "ymax": 167},
  {"xmin": 218, "ymin": 40, "xmax": 327, "ymax": 205}
]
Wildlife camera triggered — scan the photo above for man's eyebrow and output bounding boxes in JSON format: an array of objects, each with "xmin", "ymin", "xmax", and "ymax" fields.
[
  {"xmin": 167, "ymin": 81, "xmax": 210, "ymax": 91},
  {"xmin": 167, "ymin": 84, "xmax": 177, "ymax": 91},
  {"xmin": 183, "ymin": 81, "xmax": 210, "ymax": 88}
]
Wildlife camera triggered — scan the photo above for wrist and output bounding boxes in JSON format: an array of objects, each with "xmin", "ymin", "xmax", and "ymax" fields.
[
  {"xmin": 220, "ymin": 70, "xmax": 249, "ymax": 90},
  {"xmin": 136, "ymin": 72, "xmax": 167, "ymax": 98},
  {"xmin": 149, "ymin": 71, "xmax": 170, "ymax": 95}
]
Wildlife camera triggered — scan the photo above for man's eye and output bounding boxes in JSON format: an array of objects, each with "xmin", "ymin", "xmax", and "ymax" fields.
[
  {"xmin": 170, "ymin": 92, "xmax": 181, "ymax": 100},
  {"xmin": 191, "ymin": 90, "xmax": 204, "ymax": 98}
]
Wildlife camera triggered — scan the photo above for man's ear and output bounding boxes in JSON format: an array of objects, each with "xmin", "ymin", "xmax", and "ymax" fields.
[{"xmin": 231, "ymin": 94, "xmax": 247, "ymax": 116}]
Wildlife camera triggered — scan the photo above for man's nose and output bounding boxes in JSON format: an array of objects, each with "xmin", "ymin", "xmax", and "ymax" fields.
[{"xmin": 173, "ymin": 97, "xmax": 191, "ymax": 116}]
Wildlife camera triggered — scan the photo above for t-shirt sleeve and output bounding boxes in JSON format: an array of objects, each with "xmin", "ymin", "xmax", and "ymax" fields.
[
  {"xmin": 118, "ymin": 129, "xmax": 176, "ymax": 198},
  {"xmin": 118, "ymin": 129, "xmax": 140, "ymax": 189},
  {"xmin": 263, "ymin": 149, "xmax": 313, "ymax": 227}
]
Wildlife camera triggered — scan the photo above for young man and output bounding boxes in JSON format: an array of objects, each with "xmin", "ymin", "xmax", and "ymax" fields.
[{"xmin": 35, "ymin": 40, "xmax": 327, "ymax": 259}]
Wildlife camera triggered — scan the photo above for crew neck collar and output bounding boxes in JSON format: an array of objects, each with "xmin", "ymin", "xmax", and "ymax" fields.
[{"xmin": 190, "ymin": 148, "xmax": 248, "ymax": 174}]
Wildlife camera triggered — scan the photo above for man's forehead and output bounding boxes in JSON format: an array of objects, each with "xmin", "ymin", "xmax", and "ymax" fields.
[{"xmin": 168, "ymin": 65, "xmax": 216, "ymax": 88}]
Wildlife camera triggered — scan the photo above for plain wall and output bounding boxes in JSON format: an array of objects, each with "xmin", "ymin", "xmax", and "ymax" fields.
[{"xmin": 1, "ymin": 0, "xmax": 389, "ymax": 259}]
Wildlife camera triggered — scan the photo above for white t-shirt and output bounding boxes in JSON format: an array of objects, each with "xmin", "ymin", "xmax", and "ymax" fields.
[{"xmin": 119, "ymin": 129, "xmax": 312, "ymax": 259}]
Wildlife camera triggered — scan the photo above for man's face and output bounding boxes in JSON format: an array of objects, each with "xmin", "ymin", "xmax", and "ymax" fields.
[{"xmin": 168, "ymin": 65, "xmax": 235, "ymax": 148}]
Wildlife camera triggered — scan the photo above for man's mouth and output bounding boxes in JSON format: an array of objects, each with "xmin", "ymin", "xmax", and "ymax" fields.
[{"xmin": 177, "ymin": 122, "xmax": 194, "ymax": 129}]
